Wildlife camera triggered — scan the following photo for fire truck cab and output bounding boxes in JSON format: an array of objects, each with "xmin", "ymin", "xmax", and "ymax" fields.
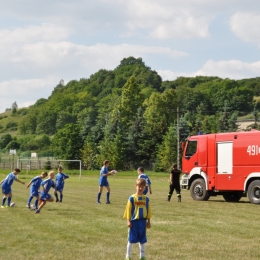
[{"xmin": 180, "ymin": 130, "xmax": 260, "ymax": 204}]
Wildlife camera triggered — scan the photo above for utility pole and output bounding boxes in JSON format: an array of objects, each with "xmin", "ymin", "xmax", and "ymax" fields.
[{"xmin": 177, "ymin": 106, "xmax": 180, "ymax": 169}]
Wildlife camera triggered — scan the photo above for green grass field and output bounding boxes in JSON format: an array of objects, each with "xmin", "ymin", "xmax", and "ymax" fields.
[{"xmin": 0, "ymin": 171, "xmax": 259, "ymax": 260}]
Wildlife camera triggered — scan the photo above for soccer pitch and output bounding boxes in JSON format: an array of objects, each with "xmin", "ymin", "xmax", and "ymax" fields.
[{"xmin": 0, "ymin": 172, "xmax": 259, "ymax": 260}]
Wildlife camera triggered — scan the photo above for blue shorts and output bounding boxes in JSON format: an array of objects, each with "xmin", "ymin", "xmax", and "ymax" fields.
[
  {"xmin": 2, "ymin": 186, "xmax": 11, "ymax": 195},
  {"xmin": 99, "ymin": 178, "xmax": 109, "ymax": 187},
  {"xmin": 30, "ymin": 188, "xmax": 39, "ymax": 197},
  {"xmin": 40, "ymin": 193, "xmax": 52, "ymax": 201},
  {"xmin": 128, "ymin": 219, "xmax": 147, "ymax": 244},
  {"xmin": 55, "ymin": 185, "xmax": 64, "ymax": 192}
]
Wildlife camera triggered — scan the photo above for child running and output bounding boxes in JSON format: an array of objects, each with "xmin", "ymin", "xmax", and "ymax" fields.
[
  {"xmin": 36, "ymin": 171, "xmax": 55, "ymax": 214},
  {"xmin": 123, "ymin": 178, "xmax": 152, "ymax": 260},
  {"xmin": 54, "ymin": 165, "xmax": 69, "ymax": 202},
  {"xmin": 0, "ymin": 168, "xmax": 25, "ymax": 208},
  {"xmin": 137, "ymin": 167, "xmax": 152, "ymax": 195},
  {"xmin": 26, "ymin": 171, "xmax": 47, "ymax": 209}
]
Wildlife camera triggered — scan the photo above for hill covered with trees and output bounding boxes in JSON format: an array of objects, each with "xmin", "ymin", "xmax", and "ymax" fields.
[{"xmin": 1, "ymin": 57, "xmax": 260, "ymax": 171}]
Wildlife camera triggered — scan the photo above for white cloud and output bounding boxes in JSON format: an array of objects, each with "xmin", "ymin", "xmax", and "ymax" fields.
[
  {"xmin": 0, "ymin": 24, "xmax": 187, "ymax": 76},
  {"xmin": 195, "ymin": 59, "xmax": 260, "ymax": 79},
  {"xmin": 120, "ymin": 0, "xmax": 213, "ymax": 39},
  {"xmin": 159, "ymin": 59, "xmax": 260, "ymax": 80},
  {"xmin": 157, "ymin": 69, "xmax": 189, "ymax": 81},
  {"xmin": 230, "ymin": 12, "xmax": 260, "ymax": 45},
  {"xmin": 0, "ymin": 78, "xmax": 58, "ymax": 113}
]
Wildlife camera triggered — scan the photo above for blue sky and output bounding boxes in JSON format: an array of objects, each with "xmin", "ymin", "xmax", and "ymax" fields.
[{"xmin": 0, "ymin": 0, "xmax": 260, "ymax": 112}]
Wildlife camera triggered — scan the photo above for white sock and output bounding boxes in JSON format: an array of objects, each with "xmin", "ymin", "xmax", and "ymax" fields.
[
  {"xmin": 126, "ymin": 242, "xmax": 133, "ymax": 258},
  {"xmin": 139, "ymin": 243, "xmax": 145, "ymax": 258}
]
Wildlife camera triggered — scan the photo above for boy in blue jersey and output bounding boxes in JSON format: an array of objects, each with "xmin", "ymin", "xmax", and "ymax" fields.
[
  {"xmin": 54, "ymin": 166, "xmax": 69, "ymax": 202},
  {"xmin": 26, "ymin": 171, "xmax": 47, "ymax": 209},
  {"xmin": 0, "ymin": 168, "xmax": 25, "ymax": 208},
  {"xmin": 137, "ymin": 167, "xmax": 152, "ymax": 195},
  {"xmin": 35, "ymin": 171, "xmax": 55, "ymax": 214},
  {"xmin": 124, "ymin": 178, "xmax": 152, "ymax": 260},
  {"xmin": 96, "ymin": 160, "xmax": 114, "ymax": 204}
]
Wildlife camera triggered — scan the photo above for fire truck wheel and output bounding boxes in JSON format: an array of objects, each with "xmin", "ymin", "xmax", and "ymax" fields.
[
  {"xmin": 223, "ymin": 192, "xmax": 242, "ymax": 202},
  {"xmin": 190, "ymin": 179, "xmax": 210, "ymax": 201},
  {"xmin": 248, "ymin": 180, "xmax": 260, "ymax": 204}
]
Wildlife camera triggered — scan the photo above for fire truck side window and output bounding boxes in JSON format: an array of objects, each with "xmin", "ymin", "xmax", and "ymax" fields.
[{"xmin": 185, "ymin": 141, "xmax": 197, "ymax": 157}]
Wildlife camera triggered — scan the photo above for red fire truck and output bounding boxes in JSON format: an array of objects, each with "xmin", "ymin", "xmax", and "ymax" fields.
[{"xmin": 180, "ymin": 130, "xmax": 260, "ymax": 204}]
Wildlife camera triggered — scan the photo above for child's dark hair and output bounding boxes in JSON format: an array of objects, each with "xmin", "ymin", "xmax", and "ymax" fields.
[
  {"xmin": 137, "ymin": 167, "xmax": 144, "ymax": 173},
  {"xmin": 104, "ymin": 160, "xmax": 110, "ymax": 165},
  {"xmin": 42, "ymin": 171, "xmax": 48, "ymax": 176}
]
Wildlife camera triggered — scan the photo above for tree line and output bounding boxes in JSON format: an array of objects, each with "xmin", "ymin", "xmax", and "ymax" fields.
[{"xmin": 1, "ymin": 57, "xmax": 260, "ymax": 171}]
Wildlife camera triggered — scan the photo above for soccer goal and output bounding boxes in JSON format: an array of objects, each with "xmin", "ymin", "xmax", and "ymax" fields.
[{"xmin": 17, "ymin": 159, "xmax": 82, "ymax": 180}]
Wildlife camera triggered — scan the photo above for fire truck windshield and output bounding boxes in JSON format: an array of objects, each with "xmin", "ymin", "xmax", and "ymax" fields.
[{"xmin": 185, "ymin": 140, "xmax": 197, "ymax": 157}]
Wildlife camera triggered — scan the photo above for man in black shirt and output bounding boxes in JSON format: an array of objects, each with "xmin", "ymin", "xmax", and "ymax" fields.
[{"xmin": 167, "ymin": 164, "xmax": 181, "ymax": 202}]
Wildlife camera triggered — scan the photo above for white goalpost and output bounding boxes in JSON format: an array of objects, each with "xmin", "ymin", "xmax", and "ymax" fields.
[{"xmin": 17, "ymin": 159, "xmax": 82, "ymax": 180}]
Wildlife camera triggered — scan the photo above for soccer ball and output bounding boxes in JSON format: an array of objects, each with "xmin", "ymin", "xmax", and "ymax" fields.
[
  {"xmin": 31, "ymin": 205, "xmax": 36, "ymax": 210},
  {"xmin": 113, "ymin": 170, "xmax": 117, "ymax": 174},
  {"xmin": 10, "ymin": 202, "xmax": 16, "ymax": 207}
]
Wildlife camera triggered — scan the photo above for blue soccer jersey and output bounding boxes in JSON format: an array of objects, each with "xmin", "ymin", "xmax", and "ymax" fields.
[
  {"xmin": 30, "ymin": 176, "xmax": 42, "ymax": 196},
  {"xmin": 2, "ymin": 172, "xmax": 16, "ymax": 188},
  {"xmin": 138, "ymin": 174, "xmax": 151, "ymax": 194},
  {"xmin": 40, "ymin": 178, "xmax": 55, "ymax": 195},
  {"xmin": 138, "ymin": 174, "xmax": 151, "ymax": 187},
  {"xmin": 56, "ymin": 172, "xmax": 69, "ymax": 189},
  {"xmin": 1, "ymin": 172, "xmax": 17, "ymax": 194},
  {"xmin": 99, "ymin": 166, "xmax": 109, "ymax": 186}
]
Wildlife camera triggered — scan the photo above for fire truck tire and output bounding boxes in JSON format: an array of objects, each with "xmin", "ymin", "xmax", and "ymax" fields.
[
  {"xmin": 248, "ymin": 180, "xmax": 260, "ymax": 204},
  {"xmin": 190, "ymin": 179, "xmax": 210, "ymax": 201},
  {"xmin": 222, "ymin": 192, "xmax": 242, "ymax": 202}
]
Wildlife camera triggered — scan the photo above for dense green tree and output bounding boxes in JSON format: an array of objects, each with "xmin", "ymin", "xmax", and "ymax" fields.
[
  {"xmin": 6, "ymin": 140, "xmax": 20, "ymax": 150},
  {"xmin": 12, "ymin": 101, "xmax": 18, "ymax": 115},
  {"xmin": 81, "ymin": 136, "xmax": 98, "ymax": 170},
  {"xmin": 218, "ymin": 101, "xmax": 238, "ymax": 132},
  {"xmin": 52, "ymin": 124, "xmax": 83, "ymax": 167},
  {"xmin": 0, "ymin": 134, "xmax": 12, "ymax": 149},
  {"xmin": 108, "ymin": 130, "xmax": 126, "ymax": 170},
  {"xmin": 19, "ymin": 110, "xmax": 38, "ymax": 134},
  {"xmin": 115, "ymin": 76, "xmax": 144, "ymax": 126},
  {"xmin": 155, "ymin": 124, "xmax": 177, "ymax": 171}
]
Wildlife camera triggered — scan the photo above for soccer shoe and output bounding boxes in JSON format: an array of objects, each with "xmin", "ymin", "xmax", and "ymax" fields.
[
  {"xmin": 1, "ymin": 205, "xmax": 5, "ymax": 208},
  {"xmin": 96, "ymin": 201, "xmax": 101, "ymax": 204},
  {"xmin": 5, "ymin": 205, "xmax": 10, "ymax": 208},
  {"xmin": 178, "ymin": 197, "xmax": 181, "ymax": 202},
  {"xmin": 35, "ymin": 209, "xmax": 40, "ymax": 214},
  {"xmin": 59, "ymin": 200, "xmax": 62, "ymax": 203},
  {"xmin": 166, "ymin": 198, "xmax": 170, "ymax": 202},
  {"xmin": 106, "ymin": 201, "xmax": 111, "ymax": 204},
  {"xmin": 56, "ymin": 199, "xmax": 59, "ymax": 202}
]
